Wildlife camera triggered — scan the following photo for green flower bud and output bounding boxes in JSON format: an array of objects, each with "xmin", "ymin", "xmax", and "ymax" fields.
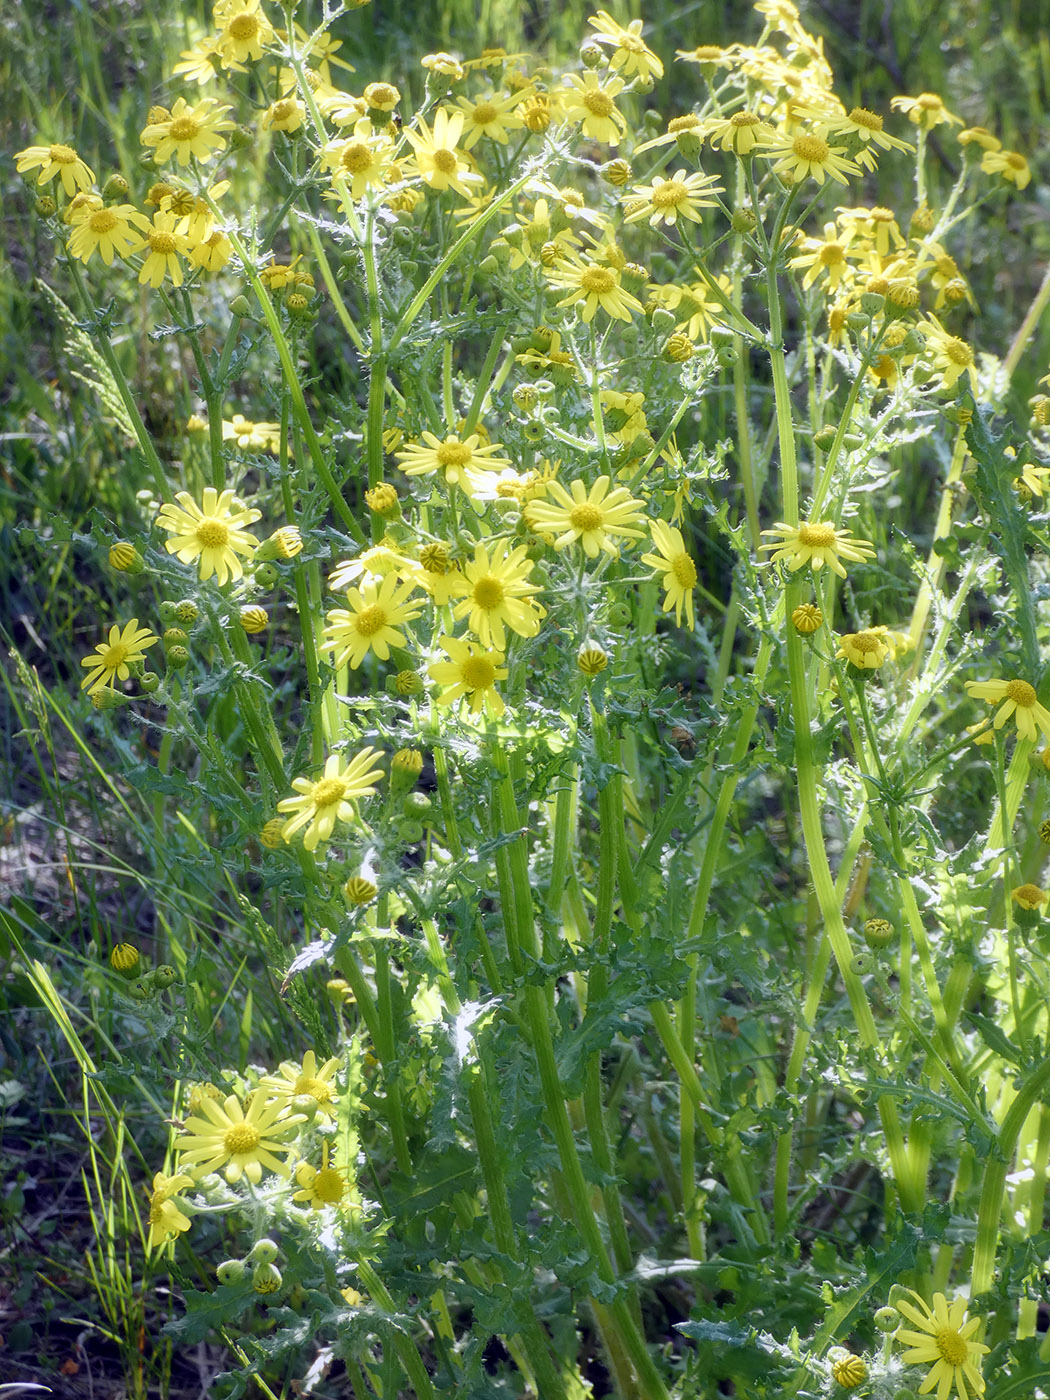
[
  {"xmin": 166, "ymin": 644, "xmax": 190, "ymax": 670},
  {"xmin": 109, "ymin": 541, "xmax": 145, "ymax": 573},
  {"xmin": 151, "ymin": 964, "xmax": 178, "ymax": 989},
  {"xmin": 248, "ymin": 1238, "xmax": 279, "ymax": 1265},
  {"xmin": 874, "ymin": 1305, "xmax": 899, "ymax": 1331},
  {"xmin": 109, "ymin": 943, "xmax": 141, "ymax": 979},
  {"xmin": 252, "ymin": 1262, "xmax": 282, "ymax": 1295},
  {"xmin": 216, "ymin": 1258, "xmax": 246, "ymax": 1285},
  {"xmin": 163, "ymin": 628, "xmax": 189, "ymax": 649},
  {"xmin": 402, "ymin": 791, "xmax": 433, "ymax": 819}
]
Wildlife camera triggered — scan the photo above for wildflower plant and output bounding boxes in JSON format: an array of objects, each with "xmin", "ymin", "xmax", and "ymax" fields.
[{"xmin": 12, "ymin": 0, "xmax": 1050, "ymax": 1396}]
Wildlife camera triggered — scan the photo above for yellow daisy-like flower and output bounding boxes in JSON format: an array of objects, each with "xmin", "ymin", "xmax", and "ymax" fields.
[
  {"xmin": 322, "ymin": 120, "xmax": 394, "ymax": 201},
  {"xmin": 80, "ymin": 619, "xmax": 159, "ymax": 695},
  {"xmin": 328, "ymin": 541, "xmax": 415, "ymax": 592},
  {"xmin": 788, "ymin": 220, "xmax": 857, "ymax": 292},
  {"xmin": 922, "ymin": 317, "xmax": 975, "ymax": 392},
  {"xmin": 546, "ymin": 257, "xmax": 643, "ymax": 324},
  {"xmin": 175, "ymin": 1091, "xmax": 299, "ymax": 1185},
  {"xmin": 449, "ymin": 91, "xmax": 526, "ymax": 148},
  {"xmin": 587, "ymin": 11, "xmax": 664, "ymax": 81},
  {"xmin": 894, "ymin": 1290, "xmax": 989, "ymax": 1400},
  {"xmin": 704, "ymin": 110, "xmax": 776, "ymax": 156},
  {"xmin": 837, "ymin": 630, "xmax": 890, "ymax": 670},
  {"xmin": 964, "ymin": 676, "xmax": 1050, "ymax": 744},
  {"xmin": 320, "ymin": 575, "xmax": 423, "ymax": 669},
  {"xmin": 128, "ymin": 209, "xmax": 193, "ymax": 289},
  {"xmin": 760, "ymin": 129, "xmax": 860, "ymax": 186},
  {"xmin": 156, "ymin": 487, "xmax": 262, "ymax": 584},
  {"xmin": 980, "ymin": 148, "xmax": 1031, "ymax": 191},
  {"xmin": 403, "ymin": 108, "xmax": 482, "ymax": 198},
  {"xmin": 450, "ymin": 540, "xmax": 546, "ymax": 649},
  {"xmin": 15, "ymin": 142, "xmax": 95, "ymax": 197},
  {"xmin": 293, "ymin": 1143, "xmax": 349, "ymax": 1209},
  {"xmin": 759, "ymin": 520, "xmax": 876, "ymax": 578},
  {"xmin": 623, "ymin": 168, "xmax": 724, "ymax": 228},
  {"xmin": 277, "ymin": 748, "xmax": 385, "ymax": 851},
  {"xmin": 891, "ymin": 92, "xmax": 962, "ymax": 131},
  {"xmin": 215, "ymin": 0, "xmax": 275, "ymax": 66},
  {"xmin": 641, "ymin": 520, "xmax": 697, "ymax": 629},
  {"xmin": 146, "ymin": 1171, "xmax": 195, "ymax": 1249},
  {"xmin": 172, "ymin": 36, "xmax": 226, "ymax": 84},
  {"xmin": 428, "ymin": 634, "xmax": 509, "ymax": 718},
  {"xmin": 139, "ymin": 96, "xmax": 234, "ymax": 167},
  {"xmin": 66, "ymin": 202, "xmax": 149, "ymax": 266},
  {"xmin": 1012, "ymin": 883, "xmax": 1048, "ymax": 912},
  {"xmin": 524, "ymin": 475, "xmax": 646, "ymax": 558},
  {"xmin": 222, "ymin": 414, "xmax": 281, "ymax": 452},
  {"xmin": 561, "ymin": 71, "xmax": 629, "ymax": 146},
  {"xmin": 262, "ymin": 96, "xmax": 306, "ymax": 133},
  {"xmin": 395, "ymin": 431, "xmax": 510, "ymax": 491},
  {"xmin": 260, "ymin": 1049, "xmax": 341, "ymax": 1119},
  {"xmin": 651, "ymin": 276, "xmax": 731, "ymax": 342}
]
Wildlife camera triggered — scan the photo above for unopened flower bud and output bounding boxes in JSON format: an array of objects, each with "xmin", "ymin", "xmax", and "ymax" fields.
[
  {"xmin": 248, "ymin": 1238, "xmax": 279, "ymax": 1265},
  {"xmin": 858, "ymin": 291, "xmax": 885, "ymax": 317},
  {"xmin": 166, "ymin": 644, "xmax": 190, "ymax": 669},
  {"xmin": 874, "ymin": 1306, "xmax": 899, "ymax": 1332},
  {"xmin": 580, "ymin": 41, "xmax": 603, "ymax": 67},
  {"xmin": 731, "ymin": 208, "xmax": 757, "ymax": 234},
  {"xmin": 602, "ymin": 158, "xmax": 632, "ymax": 186},
  {"xmin": 229, "ymin": 124, "xmax": 254, "ymax": 151},
  {"xmin": 239, "ymin": 605, "xmax": 268, "ymax": 634},
  {"xmin": 152, "ymin": 964, "xmax": 177, "ymax": 989},
  {"xmin": 650, "ymin": 307, "xmax": 676, "ymax": 335},
  {"xmin": 863, "ymin": 917, "xmax": 894, "ymax": 947},
  {"xmin": 513, "ymin": 384, "xmax": 539, "ymax": 411},
  {"xmin": 139, "ymin": 671, "xmax": 161, "ymax": 695},
  {"xmin": 109, "ymin": 541, "xmax": 145, "ymax": 573},
  {"xmin": 365, "ymin": 483, "xmax": 399, "ymax": 516},
  {"xmin": 103, "ymin": 173, "xmax": 130, "ymax": 200},
  {"xmin": 290, "ymin": 1093, "xmax": 319, "ymax": 1122},
  {"xmin": 791, "ymin": 603, "xmax": 823, "ymax": 635},
  {"xmin": 216, "ymin": 1259, "xmax": 246, "ymax": 1285},
  {"xmin": 813, "ymin": 425, "xmax": 837, "ymax": 450},
  {"xmin": 326, "ymin": 977, "xmax": 353, "ymax": 1005},
  {"xmin": 110, "ymin": 943, "xmax": 141, "ymax": 978},
  {"xmin": 229, "ymin": 294, "xmax": 253, "ymax": 318},
  {"xmin": 390, "ymin": 748, "xmax": 424, "ymax": 791},
  {"xmin": 664, "ymin": 332, "xmax": 694, "ymax": 363},
  {"xmin": 252, "ymin": 1262, "xmax": 282, "ymax": 1294},
  {"xmin": 831, "ymin": 1353, "xmax": 867, "ymax": 1389},
  {"xmin": 395, "ymin": 669, "xmax": 423, "ymax": 696},
  {"xmin": 35, "ymin": 194, "xmax": 57, "ymax": 217},
  {"xmin": 163, "ymin": 628, "xmax": 188, "ymax": 648},
  {"xmin": 91, "ymin": 689, "xmax": 126, "ymax": 711},
  {"xmin": 402, "ymin": 791, "xmax": 433, "ymax": 819},
  {"xmin": 578, "ymin": 645, "xmax": 609, "ymax": 677},
  {"xmin": 254, "ymin": 562, "xmax": 278, "ymax": 588},
  {"xmin": 344, "ymin": 876, "xmax": 378, "ymax": 905},
  {"xmin": 260, "ymin": 818, "xmax": 284, "ymax": 849}
]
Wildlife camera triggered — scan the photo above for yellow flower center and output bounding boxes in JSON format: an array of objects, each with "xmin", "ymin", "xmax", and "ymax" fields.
[
  {"xmin": 818, "ymin": 242, "xmax": 846, "ymax": 265},
  {"xmin": 353, "ymin": 604, "xmax": 388, "ymax": 637},
  {"xmin": 1013, "ymin": 883, "xmax": 1046, "ymax": 908},
  {"xmin": 431, "ymin": 147, "xmax": 459, "ymax": 174},
  {"xmin": 148, "ymin": 229, "xmax": 178, "ymax": 255},
  {"xmin": 797, "ymin": 522, "xmax": 836, "ymax": 548},
  {"xmin": 669, "ymin": 114, "xmax": 702, "ymax": 132},
  {"xmin": 934, "ymin": 1329, "xmax": 969, "ymax": 1368},
  {"xmin": 943, "ymin": 336, "xmax": 974, "ymax": 367},
  {"xmin": 936, "ymin": 255, "xmax": 959, "ymax": 278},
  {"xmin": 672, "ymin": 554, "xmax": 697, "ymax": 586},
  {"xmin": 472, "ymin": 576, "xmax": 505, "ymax": 609},
  {"xmin": 49, "ymin": 144, "xmax": 77, "ymax": 163},
  {"xmin": 570, "ymin": 503, "xmax": 604, "ymax": 531},
  {"xmin": 101, "ymin": 642, "xmax": 130, "ymax": 669},
  {"xmin": 1005, "ymin": 679, "xmax": 1037, "ymax": 707},
  {"xmin": 89, "ymin": 209, "xmax": 119, "ymax": 233},
  {"xmin": 793, "ymin": 133, "xmax": 830, "ymax": 163},
  {"xmin": 436, "ymin": 440, "xmax": 473, "ymax": 467},
  {"xmin": 196, "ymin": 517, "xmax": 230, "ymax": 548},
  {"xmin": 228, "ymin": 13, "xmax": 260, "ymax": 40},
  {"xmin": 311, "ymin": 777, "xmax": 348, "ymax": 808},
  {"xmin": 691, "ymin": 46, "xmax": 723, "ymax": 60},
  {"xmin": 313, "ymin": 1167, "xmax": 346, "ymax": 1203},
  {"xmin": 581, "ymin": 266, "xmax": 617, "ymax": 294},
  {"xmin": 917, "ymin": 93, "xmax": 944, "ymax": 110},
  {"xmin": 367, "ymin": 84, "xmax": 398, "ymax": 108},
  {"xmin": 731, "ymin": 111, "xmax": 760, "ymax": 128},
  {"xmin": 619, "ymin": 33, "xmax": 646, "ymax": 52},
  {"xmin": 169, "ymin": 115, "xmax": 201, "ymax": 142},
  {"xmin": 651, "ymin": 179, "xmax": 688, "ymax": 208},
  {"xmin": 224, "ymin": 1122, "xmax": 260, "ymax": 1154},
  {"xmin": 472, "ymin": 102, "xmax": 499, "ymax": 125},
  {"xmin": 582, "ymin": 88, "xmax": 615, "ymax": 117},
  {"xmin": 848, "ymin": 106, "xmax": 883, "ymax": 132},
  {"xmin": 272, "ymin": 100, "xmax": 297, "ymax": 121},
  {"xmin": 461, "ymin": 656, "xmax": 497, "ymax": 689},
  {"xmin": 341, "ymin": 142, "xmax": 373, "ymax": 173},
  {"xmin": 1006, "ymin": 152, "xmax": 1026, "ymax": 171},
  {"xmin": 849, "ymin": 632, "xmax": 882, "ymax": 655},
  {"xmin": 295, "ymin": 1075, "xmax": 333, "ymax": 1103}
]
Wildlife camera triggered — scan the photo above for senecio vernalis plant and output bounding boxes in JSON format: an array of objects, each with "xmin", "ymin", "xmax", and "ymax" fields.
[{"xmin": 15, "ymin": 0, "xmax": 1050, "ymax": 1394}]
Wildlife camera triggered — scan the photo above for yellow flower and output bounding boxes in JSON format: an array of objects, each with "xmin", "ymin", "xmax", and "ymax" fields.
[
  {"xmin": 546, "ymin": 257, "xmax": 643, "ymax": 324},
  {"xmin": 760, "ymin": 128, "xmax": 860, "ymax": 186},
  {"xmin": 328, "ymin": 541, "xmax": 415, "ymax": 592},
  {"xmin": 172, "ymin": 36, "xmax": 225, "ymax": 84},
  {"xmin": 759, "ymin": 520, "xmax": 876, "ymax": 578},
  {"xmin": 156, "ymin": 487, "xmax": 262, "ymax": 584},
  {"xmin": 561, "ymin": 71, "xmax": 628, "ymax": 146},
  {"xmin": 15, "ymin": 142, "xmax": 95, "ymax": 196},
  {"xmin": 449, "ymin": 92, "xmax": 526, "ymax": 148},
  {"xmin": 586, "ymin": 11, "xmax": 664, "ymax": 81},
  {"xmin": 791, "ymin": 602, "xmax": 823, "ymax": 634},
  {"xmin": 788, "ymin": 220, "xmax": 856, "ymax": 292},
  {"xmin": 525, "ymin": 475, "xmax": 646, "ymax": 557},
  {"xmin": 293, "ymin": 1142, "xmax": 348, "ymax": 1209},
  {"xmin": 1012, "ymin": 883, "xmax": 1048, "ymax": 912},
  {"xmin": 395, "ymin": 431, "xmax": 510, "ymax": 491},
  {"xmin": 980, "ymin": 148, "xmax": 1031, "ymax": 190},
  {"xmin": 891, "ymin": 92, "xmax": 962, "ymax": 131},
  {"xmin": 837, "ymin": 630, "xmax": 890, "ymax": 670},
  {"xmin": 964, "ymin": 676, "xmax": 1050, "ymax": 744},
  {"xmin": 450, "ymin": 540, "xmax": 546, "ymax": 649},
  {"xmin": 262, "ymin": 97, "xmax": 306, "ymax": 133},
  {"xmin": 128, "ymin": 209, "xmax": 193, "ymax": 289},
  {"xmin": 175, "ymin": 1091, "xmax": 299, "ymax": 1184},
  {"xmin": 277, "ymin": 749, "xmax": 385, "ymax": 851},
  {"xmin": 222, "ymin": 414, "xmax": 281, "ymax": 451},
  {"xmin": 146, "ymin": 1171, "xmax": 195, "ymax": 1249},
  {"xmin": 651, "ymin": 276, "xmax": 731, "ymax": 341},
  {"xmin": 641, "ymin": 521, "xmax": 697, "ymax": 629},
  {"xmin": 322, "ymin": 120, "xmax": 394, "ymax": 200},
  {"xmin": 139, "ymin": 96, "xmax": 234, "ymax": 167},
  {"xmin": 894, "ymin": 1290, "xmax": 989, "ymax": 1400},
  {"xmin": 66, "ymin": 202, "xmax": 149, "ymax": 266},
  {"xmin": 922, "ymin": 317, "xmax": 975, "ymax": 391},
  {"xmin": 624, "ymin": 168, "xmax": 724, "ymax": 228},
  {"xmin": 215, "ymin": 0, "xmax": 275, "ymax": 66},
  {"xmin": 80, "ymin": 619, "xmax": 159, "ymax": 695},
  {"xmin": 704, "ymin": 110, "xmax": 776, "ymax": 156},
  {"xmin": 403, "ymin": 109, "xmax": 481, "ymax": 197},
  {"xmin": 260, "ymin": 1049, "xmax": 342, "ymax": 1119},
  {"xmin": 428, "ymin": 635, "xmax": 509, "ymax": 718},
  {"xmin": 321, "ymin": 576, "xmax": 422, "ymax": 668}
]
